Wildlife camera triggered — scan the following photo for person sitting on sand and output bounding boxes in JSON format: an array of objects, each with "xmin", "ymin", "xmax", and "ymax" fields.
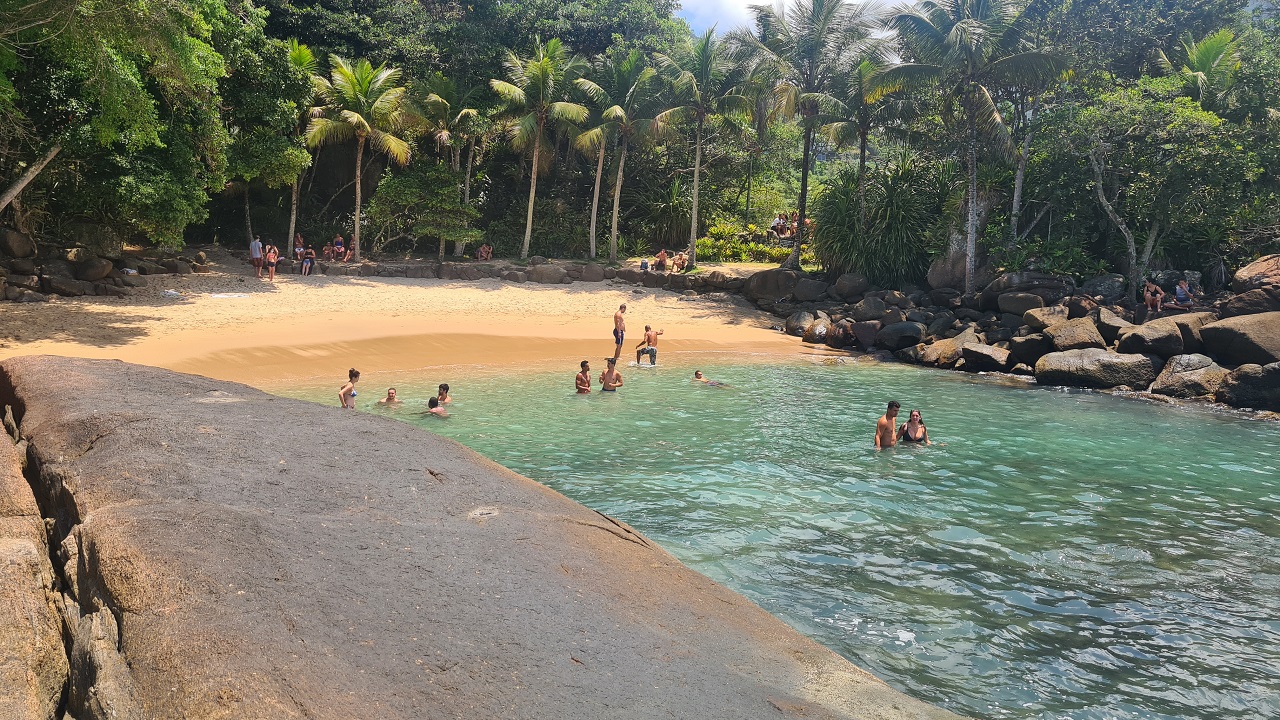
[
  {"xmin": 1143, "ymin": 280, "xmax": 1164, "ymax": 318},
  {"xmin": 339, "ymin": 368, "xmax": 360, "ymax": 409},
  {"xmin": 600, "ymin": 358, "xmax": 623, "ymax": 391},
  {"xmin": 874, "ymin": 400, "xmax": 900, "ymax": 449},
  {"xmin": 378, "ymin": 387, "xmax": 400, "ymax": 404},
  {"xmin": 635, "ymin": 325, "xmax": 663, "ymax": 365},
  {"xmin": 477, "ymin": 243, "xmax": 493, "ymax": 261},
  {"xmin": 427, "ymin": 396, "xmax": 448, "ymax": 417},
  {"xmin": 301, "ymin": 246, "xmax": 316, "ymax": 276},
  {"xmin": 896, "ymin": 409, "xmax": 931, "ymax": 445},
  {"xmin": 437, "ymin": 383, "xmax": 452, "ymax": 404},
  {"xmin": 1168, "ymin": 279, "xmax": 1195, "ymax": 309},
  {"xmin": 654, "ymin": 249, "xmax": 667, "ymax": 272},
  {"xmin": 576, "ymin": 360, "xmax": 592, "ymax": 393},
  {"xmin": 692, "ymin": 370, "xmax": 728, "ymax": 387}
]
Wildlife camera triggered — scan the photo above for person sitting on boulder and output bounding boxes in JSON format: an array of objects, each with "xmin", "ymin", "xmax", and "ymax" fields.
[
  {"xmin": 671, "ymin": 251, "xmax": 687, "ymax": 273},
  {"xmin": 322, "ymin": 241, "xmax": 334, "ymax": 261},
  {"xmin": 301, "ymin": 245, "xmax": 316, "ymax": 276},
  {"xmin": 654, "ymin": 248, "xmax": 668, "ymax": 272},
  {"xmin": 1143, "ymin": 280, "xmax": 1164, "ymax": 318},
  {"xmin": 1167, "ymin": 279, "xmax": 1195, "ymax": 309}
]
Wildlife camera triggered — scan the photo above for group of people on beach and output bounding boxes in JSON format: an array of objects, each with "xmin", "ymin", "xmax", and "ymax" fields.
[
  {"xmin": 250, "ymin": 233, "xmax": 357, "ymax": 281},
  {"xmin": 338, "ymin": 368, "xmax": 453, "ymax": 417},
  {"xmin": 574, "ymin": 303, "xmax": 725, "ymax": 393},
  {"xmin": 248, "ymin": 236, "xmax": 282, "ymax": 281},
  {"xmin": 641, "ymin": 248, "xmax": 688, "ymax": 273}
]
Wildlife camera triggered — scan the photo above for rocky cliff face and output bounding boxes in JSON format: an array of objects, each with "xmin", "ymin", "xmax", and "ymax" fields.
[{"xmin": 0, "ymin": 356, "xmax": 959, "ymax": 720}]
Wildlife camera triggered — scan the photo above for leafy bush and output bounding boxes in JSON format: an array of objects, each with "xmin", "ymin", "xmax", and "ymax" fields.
[
  {"xmin": 365, "ymin": 162, "xmax": 481, "ymax": 255},
  {"xmin": 695, "ymin": 237, "xmax": 794, "ymax": 263}
]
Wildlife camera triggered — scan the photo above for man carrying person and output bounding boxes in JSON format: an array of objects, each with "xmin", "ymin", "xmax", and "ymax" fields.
[
  {"xmin": 599, "ymin": 357, "xmax": 623, "ymax": 391},
  {"xmin": 249, "ymin": 235, "xmax": 264, "ymax": 278},
  {"xmin": 635, "ymin": 325, "xmax": 664, "ymax": 365},
  {"xmin": 575, "ymin": 360, "xmax": 592, "ymax": 394},
  {"xmin": 612, "ymin": 304, "xmax": 627, "ymax": 361},
  {"xmin": 875, "ymin": 401, "xmax": 901, "ymax": 449}
]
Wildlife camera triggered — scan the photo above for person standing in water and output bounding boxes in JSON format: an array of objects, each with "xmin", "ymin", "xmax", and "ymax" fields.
[
  {"xmin": 339, "ymin": 368, "xmax": 360, "ymax": 409},
  {"xmin": 875, "ymin": 400, "xmax": 900, "ymax": 448},
  {"xmin": 600, "ymin": 358, "xmax": 623, "ymax": 391},
  {"xmin": 635, "ymin": 325, "xmax": 663, "ymax": 365},
  {"xmin": 896, "ymin": 409, "xmax": 930, "ymax": 445},
  {"xmin": 575, "ymin": 360, "xmax": 592, "ymax": 393},
  {"xmin": 426, "ymin": 397, "xmax": 448, "ymax": 417},
  {"xmin": 437, "ymin": 383, "xmax": 452, "ymax": 404},
  {"xmin": 612, "ymin": 304, "xmax": 627, "ymax": 361},
  {"xmin": 378, "ymin": 388, "xmax": 400, "ymax": 405}
]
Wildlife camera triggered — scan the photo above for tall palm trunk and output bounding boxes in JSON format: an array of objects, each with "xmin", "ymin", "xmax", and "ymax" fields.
[
  {"xmin": 287, "ymin": 179, "xmax": 300, "ymax": 251},
  {"xmin": 588, "ymin": 142, "xmax": 606, "ymax": 259},
  {"xmin": 353, "ymin": 135, "xmax": 365, "ymax": 261},
  {"xmin": 0, "ymin": 143, "xmax": 61, "ymax": 214},
  {"xmin": 1009, "ymin": 127, "xmax": 1035, "ymax": 245},
  {"xmin": 609, "ymin": 139, "xmax": 629, "ymax": 263},
  {"xmin": 521, "ymin": 122, "xmax": 543, "ymax": 259},
  {"xmin": 783, "ymin": 123, "xmax": 815, "ymax": 269},
  {"xmin": 463, "ymin": 138, "xmax": 475, "ymax": 205},
  {"xmin": 858, "ymin": 126, "xmax": 869, "ymax": 232},
  {"xmin": 243, "ymin": 184, "xmax": 254, "ymax": 244},
  {"xmin": 686, "ymin": 116, "xmax": 704, "ymax": 270},
  {"xmin": 964, "ymin": 122, "xmax": 978, "ymax": 294}
]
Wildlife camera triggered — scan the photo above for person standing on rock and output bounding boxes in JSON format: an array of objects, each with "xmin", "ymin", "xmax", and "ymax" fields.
[
  {"xmin": 250, "ymin": 235, "xmax": 264, "ymax": 278},
  {"xmin": 600, "ymin": 358, "xmax": 623, "ymax": 392},
  {"xmin": 612, "ymin": 304, "xmax": 627, "ymax": 361},
  {"xmin": 635, "ymin": 325, "xmax": 664, "ymax": 365},
  {"xmin": 339, "ymin": 368, "xmax": 360, "ymax": 409},
  {"xmin": 875, "ymin": 401, "xmax": 900, "ymax": 449},
  {"xmin": 576, "ymin": 360, "xmax": 592, "ymax": 393}
]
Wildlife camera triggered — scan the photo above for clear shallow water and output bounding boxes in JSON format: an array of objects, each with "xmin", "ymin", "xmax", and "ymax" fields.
[{"xmin": 288, "ymin": 359, "xmax": 1280, "ymax": 720}]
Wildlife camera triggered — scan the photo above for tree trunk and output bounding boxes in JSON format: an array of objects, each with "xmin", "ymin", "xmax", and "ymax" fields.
[
  {"xmin": 783, "ymin": 123, "xmax": 815, "ymax": 270},
  {"xmin": 609, "ymin": 139, "xmax": 629, "ymax": 263},
  {"xmin": 858, "ymin": 126, "xmax": 870, "ymax": 232},
  {"xmin": 521, "ymin": 123, "xmax": 543, "ymax": 259},
  {"xmin": 463, "ymin": 138, "xmax": 475, "ymax": 205},
  {"xmin": 588, "ymin": 141, "xmax": 605, "ymax": 259},
  {"xmin": 1009, "ymin": 127, "xmax": 1035, "ymax": 245},
  {"xmin": 744, "ymin": 152, "xmax": 753, "ymax": 225},
  {"xmin": 353, "ymin": 135, "xmax": 365, "ymax": 260},
  {"xmin": 287, "ymin": 179, "xmax": 300, "ymax": 252},
  {"xmin": 964, "ymin": 125, "xmax": 978, "ymax": 294},
  {"xmin": 686, "ymin": 116, "xmax": 704, "ymax": 270},
  {"xmin": 1088, "ymin": 147, "xmax": 1141, "ymax": 301},
  {"xmin": 0, "ymin": 143, "xmax": 61, "ymax": 214},
  {"xmin": 243, "ymin": 184, "xmax": 254, "ymax": 245}
]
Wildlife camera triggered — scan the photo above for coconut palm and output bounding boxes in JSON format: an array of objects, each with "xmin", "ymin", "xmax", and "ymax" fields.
[
  {"xmin": 655, "ymin": 28, "xmax": 748, "ymax": 270},
  {"xmin": 286, "ymin": 39, "xmax": 318, "ymax": 251},
  {"xmin": 887, "ymin": 0, "xmax": 1065, "ymax": 292},
  {"xmin": 413, "ymin": 72, "xmax": 486, "ymax": 257},
  {"xmin": 490, "ymin": 38, "xmax": 589, "ymax": 259},
  {"xmin": 728, "ymin": 0, "xmax": 882, "ymax": 269},
  {"xmin": 306, "ymin": 56, "xmax": 412, "ymax": 261},
  {"xmin": 822, "ymin": 52, "xmax": 903, "ymax": 229},
  {"xmin": 576, "ymin": 50, "xmax": 662, "ymax": 262},
  {"xmin": 1155, "ymin": 29, "xmax": 1241, "ymax": 114}
]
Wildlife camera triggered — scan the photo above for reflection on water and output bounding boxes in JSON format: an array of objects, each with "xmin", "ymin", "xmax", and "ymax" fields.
[{"xmin": 286, "ymin": 359, "xmax": 1280, "ymax": 720}]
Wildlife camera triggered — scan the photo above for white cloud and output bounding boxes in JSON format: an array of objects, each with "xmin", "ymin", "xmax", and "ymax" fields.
[{"xmin": 677, "ymin": 0, "xmax": 760, "ymax": 35}]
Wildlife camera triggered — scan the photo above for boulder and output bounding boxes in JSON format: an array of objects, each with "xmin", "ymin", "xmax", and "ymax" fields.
[
  {"xmin": 997, "ymin": 292, "xmax": 1044, "ymax": 316},
  {"xmin": 929, "ymin": 288, "xmax": 962, "ymax": 308},
  {"xmin": 1043, "ymin": 318, "xmax": 1106, "ymax": 351},
  {"xmin": 876, "ymin": 321, "xmax": 928, "ymax": 351},
  {"xmin": 850, "ymin": 320, "xmax": 881, "ymax": 349},
  {"xmin": 882, "ymin": 290, "xmax": 911, "ymax": 308},
  {"xmin": 43, "ymin": 276, "xmax": 93, "ymax": 297},
  {"xmin": 7, "ymin": 257, "xmax": 36, "ymax": 275},
  {"xmin": 927, "ymin": 251, "xmax": 995, "ymax": 291},
  {"xmin": 906, "ymin": 309, "xmax": 931, "ymax": 324},
  {"xmin": 1216, "ymin": 362, "xmax": 1280, "ymax": 411},
  {"xmin": 1167, "ymin": 312, "xmax": 1217, "ymax": 354},
  {"xmin": 70, "ymin": 257, "xmax": 113, "ymax": 282},
  {"xmin": 998, "ymin": 312, "xmax": 1026, "ymax": 330},
  {"xmin": 1009, "ymin": 333, "xmax": 1054, "ymax": 366},
  {"xmin": 641, "ymin": 271, "xmax": 666, "ymax": 288},
  {"xmin": 159, "ymin": 259, "xmax": 192, "ymax": 274},
  {"xmin": 1221, "ymin": 286, "xmax": 1280, "ymax": 317},
  {"xmin": 876, "ymin": 308, "xmax": 906, "ymax": 326},
  {"xmin": 743, "ymin": 268, "xmax": 801, "ymax": 301},
  {"xmin": 926, "ymin": 313, "xmax": 956, "ymax": 338},
  {"xmin": 793, "ymin": 277, "xmax": 829, "ymax": 303},
  {"xmin": 8, "ymin": 274, "xmax": 40, "ymax": 291},
  {"xmin": 580, "ymin": 263, "xmax": 606, "ymax": 282},
  {"xmin": 0, "ymin": 228, "xmax": 36, "ymax": 258},
  {"xmin": 921, "ymin": 327, "xmax": 980, "ymax": 368},
  {"xmin": 961, "ymin": 343, "xmax": 1013, "ymax": 372},
  {"xmin": 784, "ymin": 311, "xmax": 815, "ymax": 337},
  {"xmin": 529, "ymin": 264, "xmax": 569, "ymax": 285},
  {"xmin": 1200, "ymin": 312, "xmax": 1280, "ymax": 366},
  {"xmin": 896, "ymin": 343, "xmax": 925, "ymax": 363},
  {"xmin": 502, "ymin": 271, "xmax": 527, "ymax": 283},
  {"xmin": 1035, "ymin": 349, "xmax": 1161, "ymax": 389},
  {"xmin": 850, "ymin": 296, "xmax": 887, "ymax": 322},
  {"xmin": 615, "ymin": 267, "xmax": 644, "ymax": 284},
  {"xmin": 1232, "ymin": 254, "xmax": 1280, "ymax": 293},
  {"xmin": 1080, "ymin": 273, "xmax": 1127, "ymax": 302},
  {"xmin": 980, "ymin": 271, "xmax": 1076, "ymax": 310},
  {"xmin": 527, "ymin": 255, "xmax": 548, "ymax": 266},
  {"xmin": 802, "ymin": 317, "xmax": 832, "ymax": 344},
  {"xmin": 1022, "ymin": 305, "xmax": 1069, "ymax": 330},
  {"xmin": 16, "ymin": 290, "xmax": 48, "ymax": 303},
  {"xmin": 831, "ymin": 272, "xmax": 869, "ymax": 299},
  {"xmin": 1150, "ymin": 354, "xmax": 1229, "ymax": 398},
  {"xmin": 1066, "ymin": 295, "xmax": 1098, "ymax": 319},
  {"xmin": 1116, "ymin": 318, "xmax": 1185, "ymax": 357},
  {"xmin": 1096, "ymin": 308, "xmax": 1134, "ymax": 345}
]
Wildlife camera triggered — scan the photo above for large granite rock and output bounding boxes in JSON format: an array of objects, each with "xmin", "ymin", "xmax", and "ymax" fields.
[
  {"xmin": 1150, "ymin": 354, "xmax": 1229, "ymax": 398},
  {"xmin": 921, "ymin": 327, "xmax": 979, "ymax": 368},
  {"xmin": 1216, "ymin": 362, "xmax": 1280, "ymax": 411},
  {"xmin": 802, "ymin": 316, "xmax": 833, "ymax": 344},
  {"xmin": 1221, "ymin": 286, "xmax": 1280, "ymax": 317},
  {"xmin": 1035, "ymin": 349, "xmax": 1160, "ymax": 389},
  {"xmin": 1096, "ymin": 308, "xmax": 1134, "ymax": 345},
  {"xmin": 851, "ymin": 296, "xmax": 887, "ymax": 322},
  {"xmin": 831, "ymin": 272, "xmax": 870, "ymax": 299},
  {"xmin": 0, "ymin": 357, "xmax": 959, "ymax": 720},
  {"xmin": 785, "ymin": 311, "xmax": 816, "ymax": 337},
  {"xmin": 1043, "ymin": 318, "xmax": 1106, "ymax": 351},
  {"xmin": 1167, "ymin": 312, "xmax": 1218, "ymax": 354},
  {"xmin": 1009, "ymin": 333, "xmax": 1054, "ymax": 366},
  {"xmin": 73, "ymin": 257, "xmax": 115, "ymax": 282},
  {"xmin": 997, "ymin": 292, "xmax": 1044, "ymax": 316},
  {"xmin": 1200, "ymin": 312, "xmax": 1280, "ymax": 366},
  {"xmin": 743, "ymin": 268, "xmax": 801, "ymax": 301},
  {"xmin": 960, "ymin": 343, "xmax": 1013, "ymax": 372},
  {"xmin": 1023, "ymin": 305, "xmax": 1068, "ymax": 330},
  {"xmin": 0, "ymin": 228, "xmax": 36, "ymax": 258},
  {"xmin": 529, "ymin": 263, "xmax": 569, "ymax": 284},
  {"xmin": 1232, "ymin": 254, "xmax": 1280, "ymax": 293},
  {"xmin": 850, "ymin": 320, "xmax": 881, "ymax": 349},
  {"xmin": 980, "ymin": 271, "xmax": 1075, "ymax": 310},
  {"xmin": 1116, "ymin": 318, "xmax": 1185, "ymax": 357},
  {"xmin": 876, "ymin": 322, "xmax": 928, "ymax": 351},
  {"xmin": 793, "ymin": 277, "xmax": 829, "ymax": 303},
  {"xmin": 580, "ymin": 263, "xmax": 606, "ymax": 282},
  {"xmin": 1081, "ymin": 273, "xmax": 1127, "ymax": 302}
]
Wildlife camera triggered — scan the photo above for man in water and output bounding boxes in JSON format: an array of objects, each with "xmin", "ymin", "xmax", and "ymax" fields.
[
  {"xmin": 875, "ymin": 400, "xmax": 900, "ymax": 448},
  {"xmin": 635, "ymin": 325, "xmax": 664, "ymax": 365},
  {"xmin": 378, "ymin": 388, "xmax": 400, "ymax": 404},
  {"xmin": 692, "ymin": 370, "xmax": 728, "ymax": 387},
  {"xmin": 600, "ymin": 357, "xmax": 623, "ymax": 391},
  {"xmin": 575, "ymin": 360, "xmax": 592, "ymax": 393},
  {"xmin": 612, "ymin": 304, "xmax": 627, "ymax": 361},
  {"xmin": 249, "ymin": 235, "xmax": 263, "ymax": 278},
  {"xmin": 427, "ymin": 397, "xmax": 448, "ymax": 417}
]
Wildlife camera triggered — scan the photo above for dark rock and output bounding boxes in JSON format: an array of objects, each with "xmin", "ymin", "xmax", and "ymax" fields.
[
  {"xmin": 1043, "ymin": 318, "xmax": 1106, "ymax": 351},
  {"xmin": 530, "ymin": 264, "xmax": 569, "ymax": 285},
  {"xmin": 1221, "ymin": 286, "xmax": 1280, "ymax": 317},
  {"xmin": 192, "ymin": 264, "xmax": 211, "ymax": 274},
  {"xmin": 527, "ymin": 255, "xmax": 548, "ymax": 266},
  {"xmin": 831, "ymin": 272, "xmax": 869, "ymax": 299},
  {"xmin": 929, "ymin": 288, "xmax": 961, "ymax": 308},
  {"xmin": 121, "ymin": 274, "xmax": 147, "ymax": 288},
  {"xmin": 876, "ymin": 308, "xmax": 906, "ymax": 326},
  {"xmin": 850, "ymin": 296, "xmax": 887, "ymax": 322},
  {"xmin": 802, "ymin": 317, "xmax": 832, "ymax": 344},
  {"xmin": 703, "ymin": 270, "xmax": 729, "ymax": 288},
  {"xmin": 641, "ymin": 271, "xmax": 665, "ymax": 288},
  {"xmin": 985, "ymin": 327, "xmax": 1014, "ymax": 343},
  {"xmin": 502, "ymin": 271, "xmax": 527, "ymax": 283},
  {"xmin": 603, "ymin": 267, "xmax": 617, "ymax": 279},
  {"xmin": 927, "ymin": 251, "xmax": 996, "ymax": 291},
  {"xmin": 1150, "ymin": 354, "xmax": 1229, "ymax": 398},
  {"xmin": 793, "ymin": 277, "xmax": 829, "ymax": 303},
  {"xmin": 196, "ymin": 251, "xmax": 208, "ymax": 264},
  {"xmin": 997, "ymin": 292, "xmax": 1044, "ymax": 316},
  {"xmin": 8, "ymin": 274, "xmax": 40, "ymax": 291},
  {"xmin": 980, "ymin": 271, "xmax": 1076, "ymax": 310},
  {"xmin": 159, "ymin": 259, "xmax": 192, "ymax": 274},
  {"xmin": 896, "ymin": 343, "xmax": 925, "ymax": 363},
  {"xmin": 1216, "ymin": 362, "xmax": 1280, "ymax": 411},
  {"xmin": 1081, "ymin": 273, "xmax": 1127, "ymax": 302},
  {"xmin": 906, "ymin": 309, "xmax": 930, "ymax": 324},
  {"xmin": 876, "ymin": 321, "xmax": 928, "ymax": 351},
  {"xmin": 1009, "ymin": 333, "xmax": 1054, "ymax": 366},
  {"xmin": 0, "ymin": 228, "xmax": 36, "ymax": 258},
  {"xmin": 1096, "ymin": 308, "xmax": 1134, "ymax": 345},
  {"xmin": 43, "ymin": 276, "xmax": 93, "ymax": 297},
  {"xmin": 785, "ymin": 311, "xmax": 815, "ymax": 337},
  {"xmin": 1066, "ymin": 296, "xmax": 1098, "ymax": 319},
  {"xmin": 615, "ymin": 267, "xmax": 643, "ymax": 283},
  {"xmin": 743, "ymin": 268, "xmax": 801, "ymax": 301},
  {"xmin": 580, "ymin": 263, "xmax": 606, "ymax": 282},
  {"xmin": 1200, "ymin": 312, "xmax": 1280, "ymax": 366},
  {"xmin": 961, "ymin": 343, "xmax": 1012, "ymax": 372},
  {"xmin": 136, "ymin": 260, "xmax": 167, "ymax": 276},
  {"xmin": 93, "ymin": 282, "xmax": 130, "ymax": 297},
  {"xmin": 7, "ymin": 257, "xmax": 36, "ymax": 275},
  {"xmin": 926, "ymin": 312, "xmax": 955, "ymax": 337},
  {"xmin": 850, "ymin": 320, "xmax": 881, "ymax": 349},
  {"xmin": 3, "ymin": 284, "xmax": 18, "ymax": 301},
  {"xmin": 1117, "ymin": 318, "xmax": 1185, "ymax": 358},
  {"xmin": 15, "ymin": 290, "xmax": 48, "ymax": 303},
  {"xmin": 1035, "ymin": 349, "xmax": 1160, "ymax": 389},
  {"xmin": 1233, "ymin": 254, "xmax": 1280, "ymax": 293},
  {"xmin": 998, "ymin": 313, "xmax": 1025, "ymax": 330},
  {"xmin": 922, "ymin": 327, "xmax": 979, "ymax": 368},
  {"xmin": 882, "ymin": 290, "xmax": 911, "ymax": 308}
]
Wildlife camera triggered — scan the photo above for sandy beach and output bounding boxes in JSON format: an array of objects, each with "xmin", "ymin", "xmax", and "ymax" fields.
[{"xmin": 0, "ymin": 247, "xmax": 804, "ymax": 385}]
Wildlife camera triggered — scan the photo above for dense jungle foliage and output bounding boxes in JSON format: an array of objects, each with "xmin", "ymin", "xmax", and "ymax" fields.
[{"xmin": 2, "ymin": 0, "xmax": 1277, "ymax": 291}]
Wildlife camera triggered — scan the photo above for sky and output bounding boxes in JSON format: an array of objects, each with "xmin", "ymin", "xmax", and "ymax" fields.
[{"xmin": 677, "ymin": 0, "xmax": 760, "ymax": 35}]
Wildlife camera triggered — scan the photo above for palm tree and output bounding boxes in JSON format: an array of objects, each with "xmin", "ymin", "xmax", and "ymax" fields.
[
  {"xmin": 656, "ymin": 28, "xmax": 748, "ymax": 270},
  {"xmin": 490, "ymin": 38, "xmax": 589, "ymax": 259},
  {"xmin": 887, "ymin": 0, "xmax": 1065, "ymax": 293},
  {"xmin": 306, "ymin": 56, "xmax": 412, "ymax": 261},
  {"xmin": 822, "ymin": 52, "xmax": 903, "ymax": 229},
  {"xmin": 728, "ymin": 0, "xmax": 882, "ymax": 270},
  {"xmin": 287, "ymin": 39, "xmax": 318, "ymax": 251},
  {"xmin": 1155, "ymin": 29, "xmax": 1241, "ymax": 114},
  {"xmin": 576, "ymin": 50, "xmax": 662, "ymax": 262},
  {"xmin": 414, "ymin": 72, "xmax": 484, "ymax": 258}
]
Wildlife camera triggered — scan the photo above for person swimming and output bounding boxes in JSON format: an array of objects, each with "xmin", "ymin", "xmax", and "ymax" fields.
[
  {"xmin": 427, "ymin": 396, "xmax": 448, "ymax": 417},
  {"xmin": 437, "ymin": 383, "xmax": 452, "ymax": 404},
  {"xmin": 896, "ymin": 409, "xmax": 930, "ymax": 445},
  {"xmin": 692, "ymin": 370, "xmax": 728, "ymax": 387},
  {"xmin": 378, "ymin": 387, "xmax": 400, "ymax": 404}
]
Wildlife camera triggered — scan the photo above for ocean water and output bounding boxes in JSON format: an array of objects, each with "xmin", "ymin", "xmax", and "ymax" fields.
[{"xmin": 287, "ymin": 358, "xmax": 1280, "ymax": 720}]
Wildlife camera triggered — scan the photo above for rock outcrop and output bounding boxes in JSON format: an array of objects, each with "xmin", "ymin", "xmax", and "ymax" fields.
[
  {"xmin": 1216, "ymin": 362, "xmax": 1280, "ymax": 411},
  {"xmin": 1043, "ymin": 318, "xmax": 1106, "ymax": 351},
  {"xmin": 1150, "ymin": 354, "xmax": 1229, "ymax": 398},
  {"xmin": 1232, "ymin": 254, "xmax": 1280, "ymax": 293},
  {"xmin": 1035, "ymin": 349, "xmax": 1160, "ymax": 389},
  {"xmin": 1200, "ymin": 312, "xmax": 1280, "ymax": 366}
]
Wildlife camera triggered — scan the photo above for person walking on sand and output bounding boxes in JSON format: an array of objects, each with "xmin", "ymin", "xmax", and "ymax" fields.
[
  {"xmin": 249, "ymin": 235, "xmax": 264, "ymax": 278},
  {"xmin": 612, "ymin": 304, "xmax": 627, "ymax": 361},
  {"xmin": 600, "ymin": 357, "xmax": 623, "ymax": 391},
  {"xmin": 339, "ymin": 368, "xmax": 360, "ymax": 409},
  {"xmin": 576, "ymin": 360, "xmax": 592, "ymax": 393},
  {"xmin": 265, "ymin": 244, "xmax": 279, "ymax": 282},
  {"xmin": 635, "ymin": 325, "xmax": 664, "ymax": 365},
  {"xmin": 875, "ymin": 400, "xmax": 900, "ymax": 449}
]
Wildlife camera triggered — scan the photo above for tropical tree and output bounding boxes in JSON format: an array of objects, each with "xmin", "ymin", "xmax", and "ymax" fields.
[
  {"xmin": 576, "ymin": 49, "xmax": 661, "ymax": 262},
  {"xmin": 822, "ymin": 52, "xmax": 903, "ymax": 229},
  {"xmin": 490, "ymin": 37, "xmax": 589, "ymax": 259},
  {"xmin": 888, "ymin": 0, "xmax": 1066, "ymax": 292},
  {"xmin": 413, "ymin": 71, "xmax": 486, "ymax": 257},
  {"xmin": 1155, "ymin": 29, "xmax": 1242, "ymax": 114},
  {"xmin": 286, "ymin": 39, "xmax": 318, "ymax": 250},
  {"xmin": 306, "ymin": 56, "xmax": 412, "ymax": 261},
  {"xmin": 656, "ymin": 28, "xmax": 747, "ymax": 270}
]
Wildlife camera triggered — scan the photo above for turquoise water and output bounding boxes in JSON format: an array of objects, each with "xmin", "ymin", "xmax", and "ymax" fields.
[{"xmin": 288, "ymin": 359, "xmax": 1280, "ymax": 720}]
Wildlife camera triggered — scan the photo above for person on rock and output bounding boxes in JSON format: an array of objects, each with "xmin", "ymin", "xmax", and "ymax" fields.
[
  {"xmin": 339, "ymin": 368, "xmax": 360, "ymax": 409},
  {"xmin": 896, "ymin": 409, "xmax": 931, "ymax": 445},
  {"xmin": 1143, "ymin": 279, "xmax": 1164, "ymax": 319},
  {"xmin": 301, "ymin": 246, "xmax": 316, "ymax": 276},
  {"xmin": 333, "ymin": 235, "xmax": 346, "ymax": 262},
  {"xmin": 875, "ymin": 400, "xmax": 900, "ymax": 449},
  {"xmin": 293, "ymin": 233, "xmax": 305, "ymax": 260},
  {"xmin": 654, "ymin": 249, "xmax": 668, "ymax": 272}
]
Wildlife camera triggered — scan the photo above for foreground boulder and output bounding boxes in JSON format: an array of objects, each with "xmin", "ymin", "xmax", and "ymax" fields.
[
  {"xmin": 831, "ymin": 271, "xmax": 869, "ymax": 299},
  {"xmin": 1035, "ymin": 349, "xmax": 1160, "ymax": 389},
  {"xmin": 960, "ymin": 343, "xmax": 1012, "ymax": 372},
  {"xmin": 1150, "ymin": 354, "xmax": 1230, "ymax": 398},
  {"xmin": 876, "ymin": 321, "xmax": 928, "ymax": 351},
  {"xmin": 1044, "ymin": 318, "xmax": 1106, "ymax": 351},
  {"xmin": 1221, "ymin": 286, "xmax": 1280, "ymax": 317},
  {"xmin": 1216, "ymin": 362, "xmax": 1280, "ymax": 411},
  {"xmin": 743, "ymin": 268, "xmax": 801, "ymax": 302},
  {"xmin": 921, "ymin": 327, "xmax": 979, "ymax": 368},
  {"xmin": 0, "ymin": 228, "xmax": 36, "ymax": 258},
  {"xmin": 1232, "ymin": 254, "xmax": 1280, "ymax": 293},
  {"xmin": 529, "ymin": 263, "xmax": 569, "ymax": 284},
  {"xmin": 1116, "ymin": 318, "xmax": 1184, "ymax": 357},
  {"xmin": 0, "ymin": 357, "xmax": 958, "ymax": 720},
  {"xmin": 1200, "ymin": 312, "xmax": 1280, "ymax": 366}
]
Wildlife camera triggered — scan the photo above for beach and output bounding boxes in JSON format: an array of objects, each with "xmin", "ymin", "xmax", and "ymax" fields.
[{"xmin": 0, "ymin": 247, "xmax": 801, "ymax": 384}]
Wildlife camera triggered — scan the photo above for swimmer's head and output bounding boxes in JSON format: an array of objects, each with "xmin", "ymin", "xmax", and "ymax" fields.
[
  {"xmin": 428, "ymin": 397, "xmax": 439, "ymax": 409},
  {"xmin": 349, "ymin": 368, "xmax": 360, "ymax": 381},
  {"xmin": 438, "ymin": 383, "xmax": 449, "ymax": 394},
  {"xmin": 909, "ymin": 410, "xmax": 922, "ymax": 422},
  {"xmin": 694, "ymin": 371, "xmax": 703, "ymax": 379},
  {"xmin": 619, "ymin": 304, "xmax": 627, "ymax": 311},
  {"xmin": 387, "ymin": 388, "xmax": 396, "ymax": 397},
  {"xmin": 606, "ymin": 357, "xmax": 617, "ymax": 365}
]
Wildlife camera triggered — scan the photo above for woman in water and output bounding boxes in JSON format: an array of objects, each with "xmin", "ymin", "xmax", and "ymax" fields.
[
  {"xmin": 896, "ymin": 409, "xmax": 931, "ymax": 445},
  {"xmin": 339, "ymin": 368, "xmax": 360, "ymax": 409}
]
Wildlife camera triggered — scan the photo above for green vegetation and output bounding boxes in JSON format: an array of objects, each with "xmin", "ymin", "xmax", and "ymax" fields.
[{"xmin": 1, "ymin": 0, "xmax": 1276, "ymax": 287}]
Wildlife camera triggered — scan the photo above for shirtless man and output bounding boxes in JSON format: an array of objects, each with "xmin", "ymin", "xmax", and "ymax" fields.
[
  {"xmin": 378, "ymin": 387, "xmax": 400, "ymax": 404},
  {"xmin": 575, "ymin": 360, "xmax": 592, "ymax": 393},
  {"xmin": 599, "ymin": 358, "xmax": 623, "ymax": 391},
  {"xmin": 635, "ymin": 325, "xmax": 664, "ymax": 365},
  {"xmin": 612, "ymin": 304, "xmax": 627, "ymax": 361},
  {"xmin": 875, "ymin": 400, "xmax": 900, "ymax": 449}
]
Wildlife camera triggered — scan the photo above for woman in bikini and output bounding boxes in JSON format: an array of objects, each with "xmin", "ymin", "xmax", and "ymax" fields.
[
  {"xmin": 896, "ymin": 409, "xmax": 931, "ymax": 445},
  {"xmin": 338, "ymin": 368, "xmax": 360, "ymax": 409},
  {"xmin": 1143, "ymin": 280, "xmax": 1164, "ymax": 318},
  {"xmin": 265, "ymin": 245, "xmax": 279, "ymax": 281}
]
